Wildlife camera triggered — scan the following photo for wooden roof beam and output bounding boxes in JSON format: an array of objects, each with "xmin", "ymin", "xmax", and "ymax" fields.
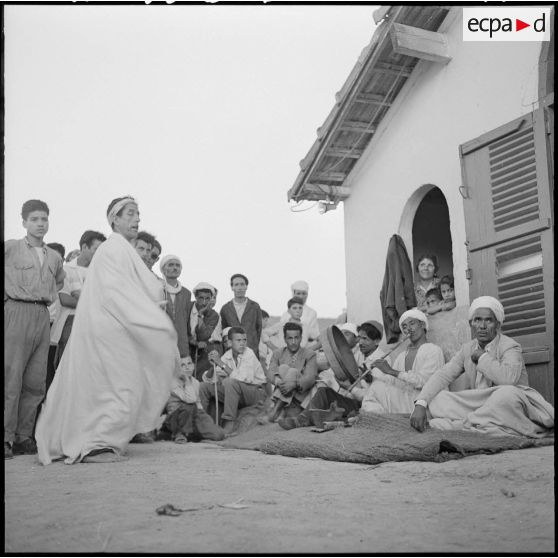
[
  {"xmin": 310, "ymin": 171, "xmax": 348, "ymax": 182},
  {"xmin": 339, "ymin": 120, "xmax": 376, "ymax": 133},
  {"xmin": 389, "ymin": 23, "xmax": 452, "ymax": 64},
  {"xmin": 303, "ymin": 184, "xmax": 352, "ymax": 200},
  {"xmin": 326, "ymin": 146, "xmax": 364, "ymax": 159},
  {"xmin": 355, "ymin": 92, "xmax": 393, "ymax": 106},
  {"xmin": 374, "ymin": 61, "xmax": 413, "ymax": 77}
]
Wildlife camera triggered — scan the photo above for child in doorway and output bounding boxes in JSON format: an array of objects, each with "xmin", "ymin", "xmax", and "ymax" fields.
[
  {"xmin": 424, "ymin": 275, "xmax": 456, "ymax": 315},
  {"xmin": 439, "ymin": 275, "xmax": 456, "ymax": 310}
]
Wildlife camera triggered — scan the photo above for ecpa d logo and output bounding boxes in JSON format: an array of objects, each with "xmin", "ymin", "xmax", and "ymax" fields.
[{"xmin": 463, "ymin": 7, "xmax": 552, "ymax": 41}]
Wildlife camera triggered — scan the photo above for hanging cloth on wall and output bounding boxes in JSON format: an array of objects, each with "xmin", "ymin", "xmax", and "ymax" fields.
[{"xmin": 379, "ymin": 234, "xmax": 417, "ymax": 343}]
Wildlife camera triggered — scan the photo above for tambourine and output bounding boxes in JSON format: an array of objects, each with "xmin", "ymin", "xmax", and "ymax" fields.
[{"xmin": 319, "ymin": 325, "xmax": 359, "ymax": 383}]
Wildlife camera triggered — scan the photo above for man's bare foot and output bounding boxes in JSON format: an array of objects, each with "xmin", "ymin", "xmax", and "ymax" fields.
[
  {"xmin": 222, "ymin": 420, "xmax": 236, "ymax": 436},
  {"xmin": 82, "ymin": 449, "xmax": 128, "ymax": 463},
  {"xmin": 174, "ymin": 433, "xmax": 188, "ymax": 444}
]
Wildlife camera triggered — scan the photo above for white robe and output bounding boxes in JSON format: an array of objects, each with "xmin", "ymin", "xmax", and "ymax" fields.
[
  {"xmin": 419, "ymin": 334, "xmax": 554, "ymax": 438},
  {"xmin": 36, "ymin": 233, "xmax": 178, "ymax": 464},
  {"xmin": 361, "ymin": 343, "xmax": 445, "ymax": 414}
]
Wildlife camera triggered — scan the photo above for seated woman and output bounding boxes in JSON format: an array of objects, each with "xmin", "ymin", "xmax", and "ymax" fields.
[
  {"xmin": 414, "ymin": 254, "xmax": 441, "ymax": 312},
  {"xmin": 410, "ymin": 296, "xmax": 554, "ymax": 438},
  {"xmin": 360, "ymin": 309, "xmax": 444, "ymax": 414}
]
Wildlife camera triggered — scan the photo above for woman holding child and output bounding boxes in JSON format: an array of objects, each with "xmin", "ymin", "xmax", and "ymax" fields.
[{"xmin": 414, "ymin": 254, "xmax": 441, "ymax": 312}]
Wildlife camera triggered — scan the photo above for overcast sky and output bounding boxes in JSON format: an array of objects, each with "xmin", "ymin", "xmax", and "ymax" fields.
[{"xmin": 4, "ymin": 5, "xmax": 378, "ymax": 318}]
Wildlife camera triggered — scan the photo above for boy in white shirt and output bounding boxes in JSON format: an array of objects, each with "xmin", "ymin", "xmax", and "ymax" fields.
[
  {"xmin": 199, "ymin": 327, "xmax": 267, "ymax": 436},
  {"xmin": 162, "ymin": 357, "xmax": 225, "ymax": 443}
]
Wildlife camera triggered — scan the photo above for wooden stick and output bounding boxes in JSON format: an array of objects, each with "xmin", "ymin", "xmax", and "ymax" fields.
[
  {"xmin": 347, "ymin": 337, "xmax": 409, "ymax": 391},
  {"xmin": 213, "ymin": 363, "xmax": 219, "ymax": 424}
]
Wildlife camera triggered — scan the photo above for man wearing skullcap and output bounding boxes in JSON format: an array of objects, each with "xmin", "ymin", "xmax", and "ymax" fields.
[
  {"xmin": 160, "ymin": 255, "xmax": 192, "ymax": 359},
  {"xmin": 189, "ymin": 282, "xmax": 221, "ymax": 380},
  {"xmin": 411, "ymin": 296, "xmax": 554, "ymax": 437},
  {"xmin": 279, "ymin": 281, "xmax": 320, "ymax": 344}
]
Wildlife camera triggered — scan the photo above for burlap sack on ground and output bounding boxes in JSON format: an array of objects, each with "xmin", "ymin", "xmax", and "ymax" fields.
[{"xmin": 218, "ymin": 412, "xmax": 553, "ymax": 464}]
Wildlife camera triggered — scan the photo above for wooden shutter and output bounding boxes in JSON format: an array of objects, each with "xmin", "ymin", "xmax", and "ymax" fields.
[{"xmin": 459, "ymin": 109, "xmax": 554, "ymax": 403}]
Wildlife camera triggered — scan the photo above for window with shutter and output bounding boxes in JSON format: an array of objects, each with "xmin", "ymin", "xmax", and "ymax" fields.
[{"xmin": 459, "ymin": 108, "xmax": 554, "ymax": 403}]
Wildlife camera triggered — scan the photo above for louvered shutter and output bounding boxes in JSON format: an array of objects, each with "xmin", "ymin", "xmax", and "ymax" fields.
[{"xmin": 459, "ymin": 109, "xmax": 554, "ymax": 403}]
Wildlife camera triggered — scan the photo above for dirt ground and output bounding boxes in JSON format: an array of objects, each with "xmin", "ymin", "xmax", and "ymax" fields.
[{"xmin": 4, "ymin": 442, "xmax": 554, "ymax": 554}]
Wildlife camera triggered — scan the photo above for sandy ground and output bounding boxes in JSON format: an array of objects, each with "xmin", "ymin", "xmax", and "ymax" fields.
[{"xmin": 4, "ymin": 442, "xmax": 554, "ymax": 554}]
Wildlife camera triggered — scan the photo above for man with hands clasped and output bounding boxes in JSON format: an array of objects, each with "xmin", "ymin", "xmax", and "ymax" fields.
[{"xmin": 410, "ymin": 296, "xmax": 554, "ymax": 437}]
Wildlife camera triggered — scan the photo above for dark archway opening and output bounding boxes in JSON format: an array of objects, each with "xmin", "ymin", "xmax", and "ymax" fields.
[{"xmin": 412, "ymin": 187, "xmax": 454, "ymax": 280}]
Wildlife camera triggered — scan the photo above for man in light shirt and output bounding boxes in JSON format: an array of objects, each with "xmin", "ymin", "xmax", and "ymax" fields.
[
  {"xmin": 50, "ymin": 230, "xmax": 106, "ymax": 372},
  {"xmin": 4, "ymin": 199, "xmax": 65, "ymax": 459},
  {"xmin": 410, "ymin": 296, "xmax": 554, "ymax": 437},
  {"xmin": 199, "ymin": 326, "xmax": 266, "ymax": 436},
  {"xmin": 280, "ymin": 281, "xmax": 320, "ymax": 343}
]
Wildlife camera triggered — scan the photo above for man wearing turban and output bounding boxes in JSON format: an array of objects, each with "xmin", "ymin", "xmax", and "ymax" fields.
[
  {"xmin": 360, "ymin": 309, "xmax": 444, "ymax": 414},
  {"xmin": 410, "ymin": 296, "xmax": 554, "ymax": 438},
  {"xmin": 160, "ymin": 255, "xmax": 192, "ymax": 360}
]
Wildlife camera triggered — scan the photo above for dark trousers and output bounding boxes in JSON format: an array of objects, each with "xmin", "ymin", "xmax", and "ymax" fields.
[
  {"xmin": 55, "ymin": 314, "xmax": 74, "ymax": 369},
  {"xmin": 299, "ymin": 387, "xmax": 360, "ymax": 423},
  {"xmin": 163, "ymin": 403, "xmax": 225, "ymax": 441},
  {"xmin": 4, "ymin": 300, "xmax": 50, "ymax": 443}
]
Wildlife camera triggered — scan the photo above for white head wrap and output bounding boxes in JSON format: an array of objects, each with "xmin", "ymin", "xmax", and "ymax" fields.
[
  {"xmin": 159, "ymin": 254, "xmax": 182, "ymax": 274},
  {"xmin": 107, "ymin": 196, "xmax": 136, "ymax": 227},
  {"xmin": 339, "ymin": 323, "xmax": 358, "ymax": 337},
  {"xmin": 291, "ymin": 280, "xmax": 309, "ymax": 293},
  {"xmin": 399, "ymin": 308, "xmax": 429, "ymax": 331},
  {"xmin": 193, "ymin": 282, "xmax": 216, "ymax": 296},
  {"xmin": 468, "ymin": 296, "xmax": 505, "ymax": 324}
]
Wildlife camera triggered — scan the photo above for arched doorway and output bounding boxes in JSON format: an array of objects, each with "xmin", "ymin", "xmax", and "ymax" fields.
[{"xmin": 409, "ymin": 186, "xmax": 454, "ymax": 279}]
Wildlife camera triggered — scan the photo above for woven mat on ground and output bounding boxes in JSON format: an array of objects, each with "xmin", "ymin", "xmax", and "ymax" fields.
[{"xmin": 218, "ymin": 413, "xmax": 554, "ymax": 464}]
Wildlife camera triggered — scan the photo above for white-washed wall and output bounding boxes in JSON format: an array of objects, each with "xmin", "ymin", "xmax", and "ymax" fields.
[{"xmin": 343, "ymin": 10, "xmax": 542, "ymax": 325}]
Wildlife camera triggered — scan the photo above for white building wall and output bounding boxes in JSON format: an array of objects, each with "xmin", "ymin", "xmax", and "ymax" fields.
[{"xmin": 343, "ymin": 9, "xmax": 543, "ymax": 325}]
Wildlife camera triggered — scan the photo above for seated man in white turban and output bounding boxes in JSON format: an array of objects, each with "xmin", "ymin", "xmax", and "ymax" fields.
[
  {"xmin": 361, "ymin": 309, "xmax": 444, "ymax": 414},
  {"xmin": 410, "ymin": 296, "xmax": 554, "ymax": 438},
  {"xmin": 280, "ymin": 281, "xmax": 320, "ymax": 344}
]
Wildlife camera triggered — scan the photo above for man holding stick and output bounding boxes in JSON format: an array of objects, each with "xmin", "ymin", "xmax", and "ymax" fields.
[{"xmin": 199, "ymin": 327, "xmax": 266, "ymax": 436}]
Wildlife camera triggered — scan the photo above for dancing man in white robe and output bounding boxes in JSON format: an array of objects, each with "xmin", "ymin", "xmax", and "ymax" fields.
[
  {"xmin": 410, "ymin": 296, "xmax": 554, "ymax": 438},
  {"xmin": 36, "ymin": 196, "xmax": 179, "ymax": 464}
]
